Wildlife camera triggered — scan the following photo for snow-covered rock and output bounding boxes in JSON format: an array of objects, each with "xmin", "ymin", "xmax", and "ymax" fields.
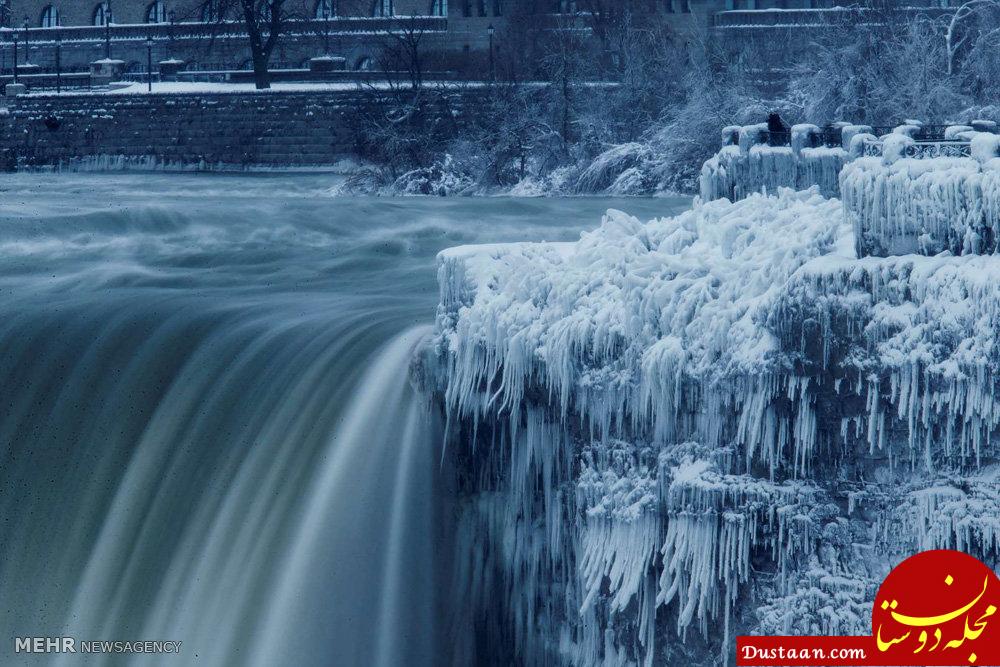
[{"xmin": 421, "ymin": 185, "xmax": 1000, "ymax": 665}]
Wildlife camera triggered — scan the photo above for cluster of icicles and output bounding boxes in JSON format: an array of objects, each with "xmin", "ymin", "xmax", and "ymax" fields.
[
  {"xmin": 429, "ymin": 133, "xmax": 1000, "ymax": 665},
  {"xmin": 842, "ymin": 153, "xmax": 1000, "ymax": 256},
  {"xmin": 432, "ymin": 326, "xmax": 1000, "ymax": 665},
  {"xmin": 439, "ymin": 402, "xmax": 820, "ymax": 667},
  {"xmin": 700, "ymin": 144, "xmax": 846, "ymax": 203}
]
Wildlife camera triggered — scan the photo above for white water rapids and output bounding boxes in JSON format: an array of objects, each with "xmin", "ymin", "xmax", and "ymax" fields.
[{"xmin": 0, "ymin": 173, "xmax": 688, "ymax": 666}]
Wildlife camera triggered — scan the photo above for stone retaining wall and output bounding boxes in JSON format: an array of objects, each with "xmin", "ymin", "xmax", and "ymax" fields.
[{"xmin": 0, "ymin": 88, "xmax": 480, "ymax": 170}]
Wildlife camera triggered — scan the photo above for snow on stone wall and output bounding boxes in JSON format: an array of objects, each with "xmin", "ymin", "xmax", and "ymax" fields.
[{"xmin": 421, "ymin": 186, "xmax": 1000, "ymax": 666}]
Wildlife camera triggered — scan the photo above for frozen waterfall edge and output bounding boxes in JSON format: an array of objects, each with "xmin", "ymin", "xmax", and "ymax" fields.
[{"xmin": 415, "ymin": 189, "xmax": 1000, "ymax": 666}]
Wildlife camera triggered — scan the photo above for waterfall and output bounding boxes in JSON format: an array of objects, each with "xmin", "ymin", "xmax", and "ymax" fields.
[
  {"xmin": 0, "ymin": 287, "xmax": 444, "ymax": 666},
  {"xmin": 250, "ymin": 326, "xmax": 444, "ymax": 667},
  {"xmin": 1, "ymin": 306, "xmax": 444, "ymax": 666}
]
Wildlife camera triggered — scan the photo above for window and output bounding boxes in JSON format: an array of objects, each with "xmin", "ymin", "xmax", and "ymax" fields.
[
  {"xmin": 372, "ymin": 0, "xmax": 392, "ymax": 15},
  {"xmin": 201, "ymin": 0, "xmax": 221, "ymax": 21},
  {"xmin": 557, "ymin": 0, "xmax": 577, "ymax": 13},
  {"xmin": 146, "ymin": 1, "xmax": 166, "ymax": 22},
  {"xmin": 462, "ymin": 0, "xmax": 470, "ymax": 16},
  {"xmin": 40, "ymin": 5, "xmax": 59, "ymax": 26},
  {"xmin": 477, "ymin": 0, "xmax": 486, "ymax": 15},
  {"xmin": 493, "ymin": 0, "xmax": 501, "ymax": 14},
  {"xmin": 93, "ymin": 1, "xmax": 109, "ymax": 24},
  {"xmin": 430, "ymin": 0, "xmax": 447, "ymax": 15},
  {"xmin": 315, "ymin": 0, "xmax": 337, "ymax": 18},
  {"xmin": 680, "ymin": 0, "xmax": 690, "ymax": 11}
]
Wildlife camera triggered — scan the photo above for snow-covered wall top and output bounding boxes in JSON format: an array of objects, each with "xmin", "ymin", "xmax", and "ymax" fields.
[{"xmin": 425, "ymin": 187, "xmax": 1000, "ymax": 666}]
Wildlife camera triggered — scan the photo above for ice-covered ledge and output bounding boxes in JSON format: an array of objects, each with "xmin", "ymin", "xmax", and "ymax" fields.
[
  {"xmin": 843, "ymin": 133, "xmax": 1000, "ymax": 256},
  {"xmin": 423, "ymin": 188, "xmax": 1000, "ymax": 667}
]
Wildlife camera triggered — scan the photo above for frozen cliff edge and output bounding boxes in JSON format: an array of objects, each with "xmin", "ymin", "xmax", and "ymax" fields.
[{"xmin": 416, "ymin": 187, "xmax": 1000, "ymax": 666}]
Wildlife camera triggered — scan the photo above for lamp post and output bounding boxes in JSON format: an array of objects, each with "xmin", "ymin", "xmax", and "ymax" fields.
[
  {"xmin": 323, "ymin": 3, "xmax": 330, "ymax": 56},
  {"xmin": 168, "ymin": 9, "xmax": 175, "ymax": 59},
  {"xmin": 487, "ymin": 23, "xmax": 494, "ymax": 82},
  {"xmin": 146, "ymin": 34, "xmax": 153, "ymax": 92},
  {"xmin": 55, "ymin": 20, "xmax": 61, "ymax": 93},
  {"xmin": 104, "ymin": 7, "xmax": 113, "ymax": 60},
  {"xmin": 22, "ymin": 16, "xmax": 28, "ymax": 66},
  {"xmin": 12, "ymin": 28, "xmax": 17, "ymax": 83}
]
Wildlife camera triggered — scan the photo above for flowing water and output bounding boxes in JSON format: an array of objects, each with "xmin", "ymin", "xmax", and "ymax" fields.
[{"xmin": 0, "ymin": 173, "xmax": 689, "ymax": 666}]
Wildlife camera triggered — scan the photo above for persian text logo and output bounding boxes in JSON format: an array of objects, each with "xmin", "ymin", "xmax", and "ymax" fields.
[
  {"xmin": 874, "ymin": 549, "xmax": 998, "ymax": 664},
  {"xmin": 737, "ymin": 549, "xmax": 1000, "ymax": 666},
  {"xmin": 14, "ymin": 638, "xmax": 182, "ymax": 654}
]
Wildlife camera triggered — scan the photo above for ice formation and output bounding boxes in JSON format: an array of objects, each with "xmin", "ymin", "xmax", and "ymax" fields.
[
  {"xmin": 700, "ymin": 143, "xmax": 846, "ymax": 203},
  {"xmin": 842, "ymin": 150, "xmax": 1000, "ymax": 257},
  {"xmin": 423, "ymin": 136, "xmax": 1000, "ymax": 665}
]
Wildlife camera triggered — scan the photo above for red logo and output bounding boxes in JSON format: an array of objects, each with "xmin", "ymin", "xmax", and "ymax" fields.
[{"xmin": 738, "ymin": 550, "xmax": 1000, "ymax": 666}]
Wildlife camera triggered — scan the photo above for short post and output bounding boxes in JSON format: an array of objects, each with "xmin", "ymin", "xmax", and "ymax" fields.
[
  {"xmin": 55, "ymin": 25, "xmax": 61, "ymax": 93},
  {"xmin": 146, "ymin": 34, "xmax": 153, "ymax": 92},
  {"xmin": 487, "ymin": 23, "xmax": 495, "ymax": 82}
]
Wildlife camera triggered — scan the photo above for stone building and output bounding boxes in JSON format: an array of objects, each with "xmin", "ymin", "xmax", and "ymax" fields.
[{"xmin": 0, "ymin": 0, "xmax": 957, "ymax": 82}]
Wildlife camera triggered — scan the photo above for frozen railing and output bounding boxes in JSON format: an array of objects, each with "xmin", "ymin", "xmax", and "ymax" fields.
[
  {"xmin": 845, "ymin": 130, "xmax": 1000, "ymax": 257},
  {"xmin": 701, "ymin": 118, "xmax": 1000, "ymax": 202}
]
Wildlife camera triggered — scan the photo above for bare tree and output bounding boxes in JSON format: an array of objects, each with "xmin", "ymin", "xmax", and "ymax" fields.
[
  {"xmin": 376, "ymin": 18, "xmax": 427, "ymax": 89},
  {"xmin": 202, "ymin": 0, "xmax": 290, "ymax": 88},
  {"xmin": 945, "ymin": 0, "xmax": 1000, "ymax": 75}
]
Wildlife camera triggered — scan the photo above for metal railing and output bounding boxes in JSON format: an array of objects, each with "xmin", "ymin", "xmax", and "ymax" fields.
[
  {"xmin": 0, "ymin": 16, "xmax": 447, "ymax": 45},
  {"xmin": 756, "ymin": 124, "xmax": 959, "ymax": 150},
  {"xmin": 712, "ymin": 6, "xmax": 952, "ymax": 29},
  {"xmin": 861, "ymin": 139, "xmax": 973, "ymax": 159}
]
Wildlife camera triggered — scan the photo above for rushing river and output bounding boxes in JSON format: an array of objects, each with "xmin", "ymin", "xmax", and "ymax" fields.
[{"xmin": 0, "ymin": 173, "xmax": 689, "ymax": 666}]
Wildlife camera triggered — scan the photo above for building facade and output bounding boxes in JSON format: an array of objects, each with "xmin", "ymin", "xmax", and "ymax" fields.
[{"xmin": 0, "ymin": 0, "xmax": 956, "ymax": 83}]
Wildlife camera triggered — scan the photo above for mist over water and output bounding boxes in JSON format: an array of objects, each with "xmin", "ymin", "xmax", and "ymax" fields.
[{"xmin": 0, "ymin": 173, "xmax": 688, "ymax": 666}]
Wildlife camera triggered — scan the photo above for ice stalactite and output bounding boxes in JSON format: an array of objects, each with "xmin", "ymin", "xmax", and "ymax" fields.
[
  {"xmin": 909, "ymin": 477, "xmax": 1000, "ymax": 556},
  {"xmin": 778, "ymin": 254, "xmax": 1000, "ymax": 467},
  {"xmin": 576, "ymin": 444, "xmax": 662, "ymax": 665},
  {"xmin": 657, "ymin": 457, "xmax": 819, "ymax": 655},
  {"xmin": 754, "ymin": 566, "xmax": 872, "ymax": 638}
]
